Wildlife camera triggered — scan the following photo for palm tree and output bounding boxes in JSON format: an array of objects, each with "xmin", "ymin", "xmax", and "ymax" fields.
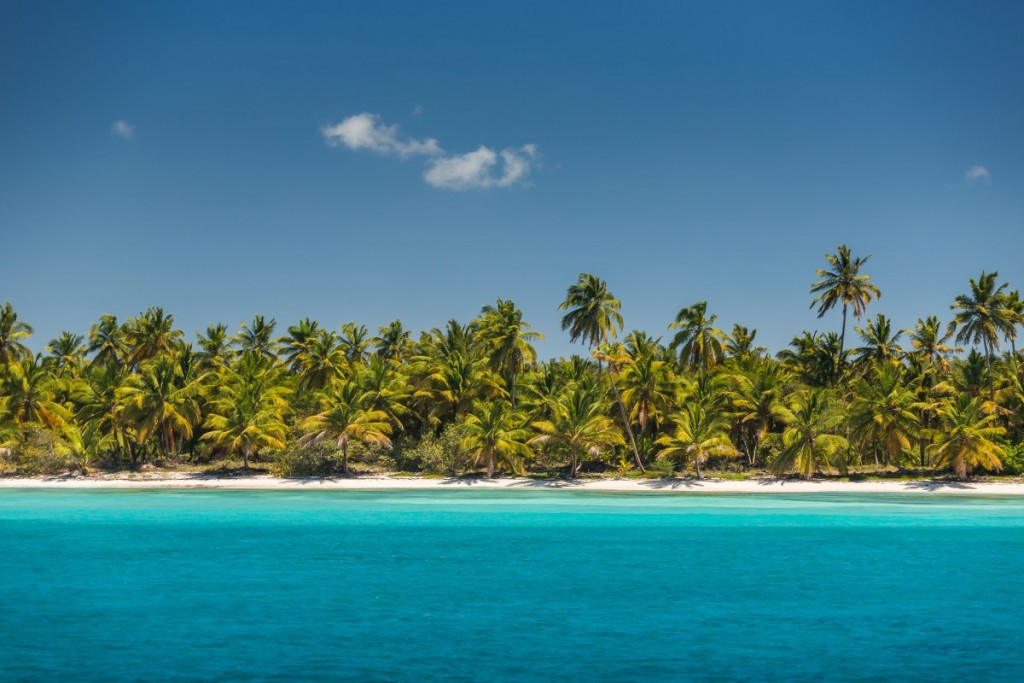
[
  {"xmin": 46, "ymin": 331, "xmax": 88, "ymax": 377},
  {"xmin": 0, "ymin": 302, "xmax": 33, "ymax": 370},
  {"xmin": 848, "ymin": 366, "xmax": 918, "ymax": 467},
  {"xmin": 724, "ymin": 324, "xmax": 767, "ymax": 362},
  {"xmin": 203, "ymin": 352, "xmax": 290, "ymax": 470},
  {"xmin": 279, "ymin": 318, "xmax": 321, "ymax": 372},
  {"xmin": 0, "ymin": 355, "xmax": 72, "ymax": 429},
  {"xmin": 809, "ymin": 245, "xmax": 881, "ymax": 361},
  {"xmin": 119, "ymin": 355, "xmax": 202, "ymax": 458},
  {"xmin": 300, "ymin": 380, "xmax": 392, "ymax": 475},
  {"xmin": 656, "ymin": 403, "xmax": 737, "ymax": 478},
  {"xmin": 532, "ymin": 383, "xmax": 624, "ymax": 477},
  {"xmin": 296, "ymin": 329, "xmax": 346, "ymax": 394},
  {"xmin": 669, "ymin": 301, "xmax": 725, "ymax": 371},
  {"xmin": 559, "ymin": 273, "xmax": 643, "ymax": 470},
  {"xmin": 339, "ymin": 322, "xmax": 371, "ymax": 366},
  {"xmin": 852, "ymin": 314, "xmax": 904, "ymax": 369},
  {"xmin": 74, "ymin": 362, "xmax": 131, "ymax": 460},
  {"xmin": 196, "ymin": 323, "xmax": 234, "ymax": 371},
  {"xmin": 929, "ymin": 395, "xmax": 1005, "ymax": 480},
  {"xmin": 905, "ymin": 316, "xmax": 959, "ymax": 373},
  {"xmin": 234, "ymin": 315, "xmax": 278, "ymax": 360},
  {"xmin": 476, "ymin": 298, "xmax": 543, "ymax": 407},
  {"xmin": 126, "ymin": 307, "xmax": 183, "ymax": 366},
  {"xmin": 372, "ymin": 320, "xmax": 411, "ymax": 362},
  {"xmin": 726, "ymin": 362, "xmax": 787, "ymax": 466},
  {"xmin": 948, "ymin": 271, "xmax": 1015, "ymax": 394},
  {"xmin": 461, "ymin": 400, "xmax": 532, "ymax": 477},
  {"xmin": 770, "ymin": 390, "xmax": 849, "ymax": 479},
  {"xmin": 619, "ymin": 347, "xmax": 674, "ymax": 437},
  {"xmin": 87, "ymin": 314, "xmax": 128, "ymax": 367}
]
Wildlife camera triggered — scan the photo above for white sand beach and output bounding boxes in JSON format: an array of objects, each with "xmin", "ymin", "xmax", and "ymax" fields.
[{"xmin": 2, "ymin": 474, "xmax": 1024, "ymax": 494}]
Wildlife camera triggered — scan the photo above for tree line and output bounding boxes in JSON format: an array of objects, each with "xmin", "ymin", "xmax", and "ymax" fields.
[{"xmin": 1, "ymin": 245, "xmax": 1022, "ymax": 480}]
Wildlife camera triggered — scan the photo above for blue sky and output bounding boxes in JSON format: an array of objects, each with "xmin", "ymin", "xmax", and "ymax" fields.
[{"xmin": 2, "ymin": 1, "xmax": 1022, "ymax": 359}]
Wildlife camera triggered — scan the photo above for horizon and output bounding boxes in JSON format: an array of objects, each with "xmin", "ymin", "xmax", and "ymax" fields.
[{"xmin": 2, "ymin": 1, "xmax": 1022, "ymax": 358}]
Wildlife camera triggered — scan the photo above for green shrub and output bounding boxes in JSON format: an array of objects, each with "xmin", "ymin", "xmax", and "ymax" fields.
[
  {"xmin": 1001, "ymin": 442, "xmax": 1024, "ymax": 475},
  {"xmin": 403, "ymin": 423, "xmax": 472, "ymax": 476},
  {"xmin": 271, "ymin": 444, "xmax": 337, "ymax": 477},
  {"xmin": 6, "ymin": 428, "xmax": 79, "ymax": 476}
]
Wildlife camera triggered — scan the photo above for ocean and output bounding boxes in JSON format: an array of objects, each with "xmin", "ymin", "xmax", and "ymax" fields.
[{"xmin": 2, "ymin": 489, "xmax": 1022, "ymax": 681}]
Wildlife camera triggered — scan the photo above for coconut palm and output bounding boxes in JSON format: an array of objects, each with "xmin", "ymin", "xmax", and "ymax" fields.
[
  {"xmin": 126, "ymin": 307, "xmax": 183, "ymax": 366},
  {"xmin": 234, "ymin": 315, "xmax": 278, "ymax": 360},
  {"xmin": 770, "ymin": 390, "xmax": 849, "ymax": 479},
  {"xmin": 296, "ymin": 329, "xmax": 346, "ymax": 394},
  {"xmin": 904, "ymin": 316, "xmax": 960, "ymax": 373},
  {"xmin": 809, "ymin": 245, "xmax": 881, "ymax": 360},
  {"xmin": 656, "ymin": 403, "xmax": 737, "ymax": 478},
  {"xmin": 619, "ymin": 348, "xmax": 674, "ymax": 437},
  {"xmin": 559, "ymin": 273, "xmax": 643, "ymax": 470},
  {"xmin": 532, "ymin": 383, "xmax": 624, "ymax": 477},
  {"xmin": 848, "ymin": 366, "xmax": 918, "ymax": 467},
  {"xmin": 669, "ymin": 301, "xmax": 726, "ymax": 371},
  {"xmin": 279, "ymin": 318, "xmax": 321, "ymax": 372},
  {"xmin": 372, "ymin": 320, "xmax": 411, "ymax": 362},
  {"xmin": 948, "ymin": 271, "xmax": 1015, "ymax": 394},
  {"xmin": 726, "ymin": 362, "xmax": 787, "ymax": 466},
  {"xmin": 724, "ymin": 324, "xmax": 767, "ymax": 363},
  {"xmin": 476, "ymin": 298, "xmax": 543, "ymax": 407},
  {"xmin": 929, "ymin": 395, "xmax": 1005, "ymax": 480},
  {"xmin": 196, "ymin": 323, "xmax": 234, "ymax": 371},
  {"xmin": 87, "ymin": 314, "xmax": 128, "ymax": 367},
  {"xmin": 461, "ymin": 400, "xmax": 532, "ymax": 477},
  {"xmin": 339, "ymin": 322, "xmax": 371, "ymax": 366},
  {"xmin": 300, "ymin": 380, "xmax": 392, "ymax": 475},
  {"xmin": 0, "ymin": 355, "xmax": 71, "ymax": 429},
  {"xmin": 0, "ymin": 302, "xmax": 33, "ymax": 370},
  {"xmin": 74, "ymin": 362, "xmax": 131, "ymax": 460},
  {"xmin": 46, "ymin": 331, "xmax": 88, "ymax": 377},
  {"xmin": 203, "ymin": 352, "xmax": 290, "ymax": 470},
  {"xmin": 852, "ymin": 314, "xmax": 904, "ymax": 369},
  {"xmin": 119, "ymin": 355, "xmax": 202, "ymax": 458}
]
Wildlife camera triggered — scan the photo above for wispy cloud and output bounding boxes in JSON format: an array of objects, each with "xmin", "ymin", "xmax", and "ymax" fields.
[
  {"xmin": 322, "ymin": 112, "xmax": 538, "ymax": 190},
  {"xmin": 965, "ymin": 165, "xmax": 990, "ymax": 183},
  {"xmin": 110, "ymin": 120, "xmax": 135, "ymax": 140},
  {"xmin": 424, "ymin": 144, "xmax": 537, "ymax": 190},
  {"xmin": 321, "ymin": 113, "xmax": 440, "ymax": 157}
]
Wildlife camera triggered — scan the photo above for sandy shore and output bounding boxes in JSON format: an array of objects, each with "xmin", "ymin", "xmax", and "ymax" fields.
[{"xmin": 2, "ymin": 474, "xmax": 1024, "ymax": 494}]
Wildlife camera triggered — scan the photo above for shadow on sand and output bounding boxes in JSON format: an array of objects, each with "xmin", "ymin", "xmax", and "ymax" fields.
[{"xmin": 640, "ymin": 477, "xmax": 706, "ymax": 490}]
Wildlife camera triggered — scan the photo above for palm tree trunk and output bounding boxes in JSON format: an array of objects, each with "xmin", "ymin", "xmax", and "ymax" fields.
[
  {"xmin": 243, "ymin": 447, "xmax": 250, "ymax": 471},
  {"xmin": 342, "ymin": 441, "xmax": 349, "ymax": 475},
  {"xmin": 487, "ymin": 450, "xmax": 495, "ymax": 479},
  {"xmin": 595, "ymin": 336, "xmax": 645, "ymax": 472}
]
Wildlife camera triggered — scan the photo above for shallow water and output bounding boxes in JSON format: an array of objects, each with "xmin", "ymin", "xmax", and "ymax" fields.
[{"xmin": 2, "ymin": 490, "xmax": 1023, "ymax": 681}]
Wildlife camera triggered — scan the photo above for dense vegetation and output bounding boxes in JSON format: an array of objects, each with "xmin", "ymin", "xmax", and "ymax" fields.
[{"xmin": 2, "ymin": 246, "xmax": 1022, "ymax": 480}]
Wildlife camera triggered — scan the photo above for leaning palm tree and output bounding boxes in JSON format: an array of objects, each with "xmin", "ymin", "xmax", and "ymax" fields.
[
  {"xmin": 655, "ymin": 403, "xmax": 737, "ymax": 478},
  {"xmin": 461, "ymin": 400, "xmax": 532, "ymax": 478},
  {"xmin": 810, "ymin": 245, "xmax": 881, "ymax": 360},
  {"xmin": 669, "ymin": 301, "xmax": 726, "ymax": 371},
  {"xmin": 0, "ymin": 302, "xmax": 33, "ymax": 370},
  {"xmin": 559, "ymin": 273, "xmax": 643, "ymax": 470},
  {"xmin": 929, "ymin": 395, "xmax": 1005, "ymax": 480},
  {"xmin": 532, "ymin": 383, "xmax": 624, "ymax": 477},
  {"xmin": 770, "ymin": 390, "xmax": 849, "ymax": 479},
  {"xmin": 948, "ymin": 271, "xmax": 1015, "ymax": 394},
  {"xmin": 300, "ymin": 380, "xmax": 392, "ymax": 475}
]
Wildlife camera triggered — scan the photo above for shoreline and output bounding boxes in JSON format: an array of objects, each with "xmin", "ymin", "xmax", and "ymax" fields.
[{"xmin": 2, "ymin": 474, "xmax": 1024, "ymax": 494}]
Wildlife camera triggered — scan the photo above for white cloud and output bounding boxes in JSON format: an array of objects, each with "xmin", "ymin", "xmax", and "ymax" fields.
[
  {"xmin": 965, "ymin": 165, "xmax": 990, "ymax": 183},
  {"xmin": 424, "ymin": 144, "xmax": 538, "ymax": 190},
  {"xmin": 110, "ymin": 120, "xmax": 134, "ymax": 140},
  {"xmin": 321, "ymin": 112, "xmax": 441, "ymax": 157},
  {"xmin": 322, "ymin": 112, "xmax": 539, "ymax": 190},
  {"xmin": 412, "ymin": 104, "xmax": 424, "ymax": 117}
]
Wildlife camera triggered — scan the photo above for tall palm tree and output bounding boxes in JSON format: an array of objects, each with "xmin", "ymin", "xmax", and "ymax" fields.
[
  {"xmin": 724, "ymin": 324, "xmax": 767, "ymax": 362},
  {"xmin": 929, "ymin": 395, "xmax": 1005, "ymax": 480},
  {"xmin": 0, "ymin": 302, "xmax": 33, "ymax": 370},
  {"xmin": 0, "ymin": 355, "xmax": 72, "ymax": 429},
  {"xmin": 770, "ymin": 390, "xmax": 849, "ymax": 479},
  {"xmin": 656, "ymin": 403, "xmax": 737, "ymax": 478},
  {"xmin": 296, "ymin": 329, "xmax": 346, "ymax": 394},
  {"xmin": 203, "ymin": 352, "xmax": 290, "ymax": 470},
  {"xmin": 46, "ymin": 331, "xmax": 88, "ymax": 378},
  {"xmin": 809, "ymin": 245, "xmax": 881, "ymax": 361},
  {"xmin": 279, "ymin": 318, "xmax": 321, "ymax": 372},
  {"xmin": 619, "ymin": 348, "xmax": 674, "ymax": 437},
  {"xmin": 300, "ymin": 380, "xmax": 392, "ymax": 475},
  {"xmin": 559, "ymin": 273, "xmax": 643, "ymax": 470},
  {"xmin": 476, "ymin": 298, "xmax": 543, "ymax": 407},
  {"xmin": 74, "ymin": 362, "xmax": 131, "ymax": 460},
  {"xmin": 461, "ymin": 400, "xmax": 532, "ymax": 478},
  {"xmin": 948, "ymin": 271, "xmax": 1015, "ymax": 394},
  {"xmin": 339, "ymin": 322, "xmax": 371, "ymax": 366},
  {"xmin": 852, "ymin": 314, "xmax": 904, "ymax": 369},
  {"xmin": 726, "ymin": 361, "xmax": 787, "ymax": 466},
  {"xmin": 669, "ymin": 301, "xmax": 725, "ymax": 371},
  {"xmin": 532, "ymin": 383, "xmax": 624, "ymax": 477}
]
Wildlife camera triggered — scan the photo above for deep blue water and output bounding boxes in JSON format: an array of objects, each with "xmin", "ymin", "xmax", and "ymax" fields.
[{"xmin": 2, "ymin": 490, "xmax": 1023, "ymax": 682}]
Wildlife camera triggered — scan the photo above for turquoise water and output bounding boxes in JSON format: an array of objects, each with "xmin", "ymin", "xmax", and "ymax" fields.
[{"xmin": 2, "ymin": 490, "xmax": 1024, "ymax": 681}]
